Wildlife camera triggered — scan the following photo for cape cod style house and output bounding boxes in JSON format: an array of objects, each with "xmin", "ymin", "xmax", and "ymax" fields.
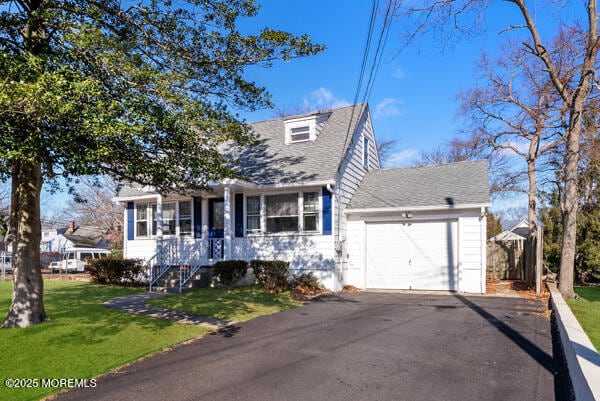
[{"xmin": 115, "ymin": 104, "xmax": 490, "ymax": 293}]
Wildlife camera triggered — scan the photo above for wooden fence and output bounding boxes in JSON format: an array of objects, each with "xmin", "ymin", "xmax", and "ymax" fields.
[
  {"xmin": 486, "ymin": 226, "xmax": 543, "ymax": 293},
  {"xmin": 487, "ymin": 240, "xmax": 526, "ymax": 280}
]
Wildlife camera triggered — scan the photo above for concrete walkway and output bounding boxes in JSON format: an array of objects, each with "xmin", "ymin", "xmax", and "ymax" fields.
[{"xmin": 102, "ymin": 293, "xmax": 232, "ymax": 329}]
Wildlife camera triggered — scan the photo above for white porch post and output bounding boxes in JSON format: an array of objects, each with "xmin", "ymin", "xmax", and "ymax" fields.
[
  {"xmin": 122, "ymin": 207, "xmax": 128, "ymax": 259},
  {"xmin": 156, "ymin": 195, "xmax": 163, "ymax": 264},
  {"xmin": 224, "ymin": 185, "xmax": 232, "ymax": 260}
]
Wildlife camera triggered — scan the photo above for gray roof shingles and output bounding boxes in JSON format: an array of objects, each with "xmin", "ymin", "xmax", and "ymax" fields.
[
  {"xmin": 230, "ymin": 104, "xmax": 364, "ymax": 185},
  {"xmin": 117, "ymin": 104, "xmax": 365, "ymax": 196},
  {"xmin": 348, "ymin": 160, "xmax": 490, "ymax": 209}
]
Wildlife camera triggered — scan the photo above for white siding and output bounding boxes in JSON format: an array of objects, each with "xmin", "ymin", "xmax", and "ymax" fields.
[
  {"xmin": 126, "ymin": 238, "xmax": 157, "ymax": 262},
  {"xmin": 458, "ymin": 212, "xmax": 487, "ymax": 293},
  {"xmin": 345, "ymin": 218, "xmax": 365, "ymax": 288},
  {"xmin": 334, "ymin": 107, "xmax": 379, "ymax": 283},
  {"xmin": 232, "ymin": 235, "xmax": 338, "ymax": 289}
]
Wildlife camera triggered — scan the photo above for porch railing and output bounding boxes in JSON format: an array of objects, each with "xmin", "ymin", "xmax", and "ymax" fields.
[{"xmin": 209, "ymin": 239, "xmax": 224, "ymax": 261}]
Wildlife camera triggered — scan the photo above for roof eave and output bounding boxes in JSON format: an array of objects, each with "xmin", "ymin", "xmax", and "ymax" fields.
[{"xmin": 345, "ymin": 202, "xmax": 491, "ymax": 215}]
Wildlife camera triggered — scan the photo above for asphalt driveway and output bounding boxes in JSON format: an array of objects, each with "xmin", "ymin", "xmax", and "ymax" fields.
[{"xmin": 56, "ymin": 292, "xmax": 560, "ymax": 401}]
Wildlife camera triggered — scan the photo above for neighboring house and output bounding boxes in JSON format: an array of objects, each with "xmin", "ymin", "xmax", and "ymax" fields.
[
  {"xmin": 41, "ymin": 221, "xmax": 111, "ymax": 253},
  {"xmin": 489, "ymin": 220, "xmax": 529, "ymax": 242},
  {"xmin": 115, "ymin": 104, "xmax": 490, "ymax": 293}
]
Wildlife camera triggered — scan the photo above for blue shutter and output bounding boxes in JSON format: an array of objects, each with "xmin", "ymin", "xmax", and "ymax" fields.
[
  {"xmin": 193, "ymin": 197, "xmax": 202, "ymax": 238},
  {"xmin": 127, "ymin": 202, "xmax": 135, "ymax": 240},
  {"xmin": 322, "ymin": 187, "xmax": 332, "ymax": 235},
  {"xmin": 235, "ymin": 193, "xmax": 244, "ymax": 238}
]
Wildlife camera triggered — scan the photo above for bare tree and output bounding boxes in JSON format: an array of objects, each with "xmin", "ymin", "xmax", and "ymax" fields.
[
  {"xmin": 392, "ymin": 0, "xmax": 600, "ymax": 298},
  {"xmin": 460, "ymin": 40, "xmax": 568, "ymax": 255},
  {"xmin": 63, "ymin": 176, "xmax": 124, "ymax": 250},
  {"xmin": 415, "ymin": 135, "xmax": 483, "ymax": 166},
  {"xmin": 376, "ymin": 138, "xmax": 398, "ymax": 166}
]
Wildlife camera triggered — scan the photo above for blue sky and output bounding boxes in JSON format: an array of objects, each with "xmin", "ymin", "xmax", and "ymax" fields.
[
  {"xmin": 236, "ymin": 1, "xmax": 517, "ymax": 167},
  {"xmin": 41, "ymin": 1, "xmax": 581, "ymax": 221},
  {"xmin": 231, "ymin": 1, "xmax": 582, "ymax": 219}
]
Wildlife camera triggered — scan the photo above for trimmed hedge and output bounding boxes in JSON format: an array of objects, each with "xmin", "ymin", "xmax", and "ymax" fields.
[
  {"xmin": 85, "ymin": 257, "xmax": 145, "ymax": 286},
  {"xmin": 250, "ymin": 260, "xmax": 290, "ymax": 293},
  {"xmin": 213, "ymin": 260, "xmax": 248, "ymax": 286}
]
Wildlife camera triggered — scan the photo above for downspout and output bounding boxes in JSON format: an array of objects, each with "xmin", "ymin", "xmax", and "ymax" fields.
[{"xmin": 481, "ymin": 206, "xmax": 486, "ymax": 294}]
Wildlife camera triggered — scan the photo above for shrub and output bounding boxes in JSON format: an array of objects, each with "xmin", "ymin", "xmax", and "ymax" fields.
[
  {"xmin": 85, "ymin": 257, "xmax": 145, "ymax": 286},
  {"xmin": 291, "ymin": 272, "xmax": 322, "ymax": 291},
  {"xmin": 213, "ymin": 260, "xmax": 248, "ymax": 286},
  {"xmin": 250, "ymin": 260, "xmax": 290, "ymax": 293}
]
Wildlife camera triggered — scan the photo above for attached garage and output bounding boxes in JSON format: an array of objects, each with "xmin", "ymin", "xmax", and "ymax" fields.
[
  {"xmin": 344, "ymin": 160, "xmax": 490, "ymax": 293},
  {"xmin": 365, "ymin": 220, "xmax": 458, "ymax": 290}
]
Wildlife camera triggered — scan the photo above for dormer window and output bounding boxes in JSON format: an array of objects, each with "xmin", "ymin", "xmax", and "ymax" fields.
[
  {"xmin": 285, "ymin": 116, "xmax": 316, "ymax": 144},
  {"xmin": 290, "ymin": 125, "xmax": 311, "ymax": 142}
]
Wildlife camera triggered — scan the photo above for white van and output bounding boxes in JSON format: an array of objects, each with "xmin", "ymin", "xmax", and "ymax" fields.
[
  {"xmin": 0, "ymin": 253, "xmax": 12, "ymax": 273},
  {"xmin": 54, "ymin": 248, "xmax": 110, "ymax": 273}
]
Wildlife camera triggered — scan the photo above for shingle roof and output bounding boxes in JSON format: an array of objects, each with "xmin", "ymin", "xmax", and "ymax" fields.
[
  {"xmin": 117, "ymin": 184, "xmax": 156, "ymax": 198},
  {"xmin": 230, "ymin": 104, "xmax": 365, "ymax": 185},
  {"xmin": 116, "ymin": 104, "xmax": 366, "ymax": 196},
  {"xmin": 348, "ymin": 160, "xmax": 490, "ymax": 209}
]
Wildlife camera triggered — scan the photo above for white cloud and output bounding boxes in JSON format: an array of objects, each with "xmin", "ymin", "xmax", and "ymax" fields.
[
  {"xmin": 302, "ymin": 87, "xmax": 350, "ymax": 110},
  {"xmin": 374, "ymin": 98, "xmax": 403, "ymax": 119},
  {"xmin": 382, "ymin": 148, "xmax": 420, "ymax": 168},
  {"xmin": 392, "ymin": 67, "xmax": 406, "ymax": 79}
]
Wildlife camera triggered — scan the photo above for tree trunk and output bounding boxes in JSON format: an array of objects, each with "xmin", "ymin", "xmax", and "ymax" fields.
[
  {"xmin": 526, "ymin": 159, "xmax": 537, "ymax": 286},
  {"xmin": 2, "ymin": 159, "xmax": 47, "ymax": 328},
  {"xmin": 558, "ymin": 134, "xmax": 579, "ymax": 299}
]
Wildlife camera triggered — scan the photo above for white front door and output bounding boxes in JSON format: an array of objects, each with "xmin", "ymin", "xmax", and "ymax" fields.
[{"xmin": 365, "ymin": 220, "xmax": 458, "ymax": 290}]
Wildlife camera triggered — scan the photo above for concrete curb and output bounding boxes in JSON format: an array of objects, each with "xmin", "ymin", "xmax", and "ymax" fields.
[{"xmin": 548, "ymin": 282, "xmax": 600, "ymax": 401}]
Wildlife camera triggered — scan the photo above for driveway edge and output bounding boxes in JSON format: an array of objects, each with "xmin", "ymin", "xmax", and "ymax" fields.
[{"xmin": 548, "ymin": 282, "xmax": 600, "ymax": 401}]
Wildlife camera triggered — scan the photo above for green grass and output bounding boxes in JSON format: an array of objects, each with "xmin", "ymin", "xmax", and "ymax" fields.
[
  {"xmin": 147, "ymin": 285, "xmax": 302, "ymax": 322},
  {"xmin": 568, "ymin": 286, "xmax": 600, "ymax": 351},
  {"xmin": 0, "ymin": 279, "xmax": 208, "ymax": 401}
]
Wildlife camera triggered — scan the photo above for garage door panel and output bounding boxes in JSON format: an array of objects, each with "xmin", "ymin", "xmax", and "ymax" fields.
[{"xmin": 366, "ymin": 221, "xmax": 457, "ymax": 290}]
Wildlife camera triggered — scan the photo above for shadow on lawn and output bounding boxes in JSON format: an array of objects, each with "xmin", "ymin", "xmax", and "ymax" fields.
[
  {"xmin": 147, "ymin": 286, "xmax": 300, "ymax": 322},
  {"xmin": 42, "ymin": 283, "xmax": 180, "ymax": 345}
]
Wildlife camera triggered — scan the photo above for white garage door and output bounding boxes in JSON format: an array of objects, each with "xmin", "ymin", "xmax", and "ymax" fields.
[{"xmin": 365, "ymin": 220, "xmax": 458, "ymax": 290}]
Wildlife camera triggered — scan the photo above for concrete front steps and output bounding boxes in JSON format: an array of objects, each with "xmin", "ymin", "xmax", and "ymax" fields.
[{"xmin": 151, "ymin": 266, "xmax": 213, "ymax": 293}]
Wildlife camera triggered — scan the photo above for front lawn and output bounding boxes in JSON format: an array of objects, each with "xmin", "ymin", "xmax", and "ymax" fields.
[
  {"xmin": 568, "ymin": 286, "xmax": 600, "ymax": 351},
  {"xmin": 146, "ymin": 285, "xmax": 302, "ymax": 322},
  {"xmin": 0, "ymin": 280, "xmax": 208, "ymax": 401}
]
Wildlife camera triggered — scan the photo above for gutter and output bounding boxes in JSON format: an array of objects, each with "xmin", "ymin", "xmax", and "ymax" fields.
[{"xmin": 344, "ymin": 203, "xmax": 491, "ymax": 215}]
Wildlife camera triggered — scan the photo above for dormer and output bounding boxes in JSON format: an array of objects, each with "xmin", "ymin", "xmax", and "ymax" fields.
[{"xmin": 284, "ymin": 112, "xmax": 331, "ymax": 144}]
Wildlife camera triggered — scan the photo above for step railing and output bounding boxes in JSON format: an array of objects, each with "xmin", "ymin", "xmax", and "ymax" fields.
[
  {"xmin": 178, "ymin": 264, "xmax": 203, "ymax": 293},
  {"xmin": 148, "ymin": 253, "xmax": 171, "ymax": 292}
]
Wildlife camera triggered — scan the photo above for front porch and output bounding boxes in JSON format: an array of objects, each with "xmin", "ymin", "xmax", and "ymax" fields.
[
  {"xmin": 129, "ymin": 235, "xmax": 337, "ymax": 292},
  {"xmin": 119, "ymin": 181, "xmax": 339, "ymax": 291}
]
